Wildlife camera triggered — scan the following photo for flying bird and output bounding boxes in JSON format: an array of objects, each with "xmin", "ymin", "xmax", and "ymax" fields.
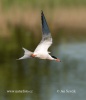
[{"xmin": 18, "ymin": 11, "xmax": 61, "ymax": 62}]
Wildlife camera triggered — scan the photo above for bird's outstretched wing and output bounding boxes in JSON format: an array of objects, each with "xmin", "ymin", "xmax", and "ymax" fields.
[{"xmin": 34, "ymin": 11, "xmax": 52, "ymax": 54}]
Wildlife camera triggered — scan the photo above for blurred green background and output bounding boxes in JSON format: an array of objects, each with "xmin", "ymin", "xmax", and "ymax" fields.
[{"xmin": 0, "ymin": 0, "xmax": 86, "ymax": 100}]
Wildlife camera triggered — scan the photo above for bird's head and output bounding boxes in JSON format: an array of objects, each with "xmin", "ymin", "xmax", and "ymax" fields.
[{"xmin": 51, "ymin": 56, "xmax": 61, "ymax": 62}]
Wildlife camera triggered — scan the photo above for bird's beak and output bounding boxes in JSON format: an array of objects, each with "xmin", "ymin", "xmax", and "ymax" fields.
[{"xmin": 56, "ymin": 58, "xmax": 61, "ymax": 62}]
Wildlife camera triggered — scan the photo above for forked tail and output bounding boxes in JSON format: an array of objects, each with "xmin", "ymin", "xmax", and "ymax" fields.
[{"xmin": 17, "ymin": 47, "xmax": 33, "ymax": 60}]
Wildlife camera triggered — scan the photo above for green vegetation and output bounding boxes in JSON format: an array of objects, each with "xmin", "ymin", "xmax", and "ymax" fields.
[
  {"xmin": 1, "ymin": 0, "xmax": 86, "ymax": 9},
  {"xmin": 0, "ymin": 0, "xmax": 86, "ymax": 100}
]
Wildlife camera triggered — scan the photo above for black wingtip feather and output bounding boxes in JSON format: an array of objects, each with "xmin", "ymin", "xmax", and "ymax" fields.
[
  {"xmin": 41, "ymin": 10, "xmax": 50, "ymax": 34},
  {"xmin": 41, "ymin": 10, "xmax": 43, "ymax": 16},
  {"xmin": 41, "ymin": 10, "xmax": 43, "ymax": 13},
  {"xmin": 41, "ymin": 10, "xmax": 43, "ymax": 19}
]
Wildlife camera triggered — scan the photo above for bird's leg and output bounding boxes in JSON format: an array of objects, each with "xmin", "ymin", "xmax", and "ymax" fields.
[{"xmin": 31, "ymin": 54, "xmax": 36, "ymax": 58}]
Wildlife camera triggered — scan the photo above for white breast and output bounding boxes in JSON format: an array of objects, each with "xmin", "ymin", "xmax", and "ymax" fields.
[{"xmin": 34, "ymin": 52, "xmax": 53, "ymax": 60}]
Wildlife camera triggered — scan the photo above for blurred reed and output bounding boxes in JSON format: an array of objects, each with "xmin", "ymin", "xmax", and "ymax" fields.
[{"xmin": 0, "ymin": 4, "xmax": 86, "ymax": 61}]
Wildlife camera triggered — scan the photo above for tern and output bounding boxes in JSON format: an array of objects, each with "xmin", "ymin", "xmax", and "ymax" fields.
[{"xmin": 18, "ymin": 11, "xmax": 61, "ymax": 62}]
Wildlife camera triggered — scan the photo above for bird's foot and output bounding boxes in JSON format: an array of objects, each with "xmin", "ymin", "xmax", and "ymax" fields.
[{"xmin": 31, "ymin": 54, "xmax": 36, "ymax": 58}]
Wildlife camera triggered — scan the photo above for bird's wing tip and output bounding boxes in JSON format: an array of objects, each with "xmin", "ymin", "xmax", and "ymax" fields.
[
  {"xmin": 41, "ymin": 10, "xmax": 44, "ymax": 15},
  {"xmin": 41, "ymin": 10, "xmax": 43, "ymax": 13}
]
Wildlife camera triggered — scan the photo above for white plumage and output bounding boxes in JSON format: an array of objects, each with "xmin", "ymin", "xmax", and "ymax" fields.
[{"xmin": 17, "ymin": 11, "xmax": 61, "ymax": 62}]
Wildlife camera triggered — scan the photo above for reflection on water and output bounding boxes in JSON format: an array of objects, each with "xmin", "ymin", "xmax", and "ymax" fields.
[
  {"xmin": 0, "ymin": 39, "xmax": 86, "ymax": 100},
  {"xmin": 0, "ymin": 25, "xmax": 86, "ymax": 100},
  {"xmin": 50, "ymin": 43, "xmax": 86, "ymax": 100}
]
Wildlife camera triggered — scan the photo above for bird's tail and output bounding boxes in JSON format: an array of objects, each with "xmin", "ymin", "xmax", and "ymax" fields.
[{"xmin": 17, "ymin": 47, "xmax": 33, "ymax": 60}]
